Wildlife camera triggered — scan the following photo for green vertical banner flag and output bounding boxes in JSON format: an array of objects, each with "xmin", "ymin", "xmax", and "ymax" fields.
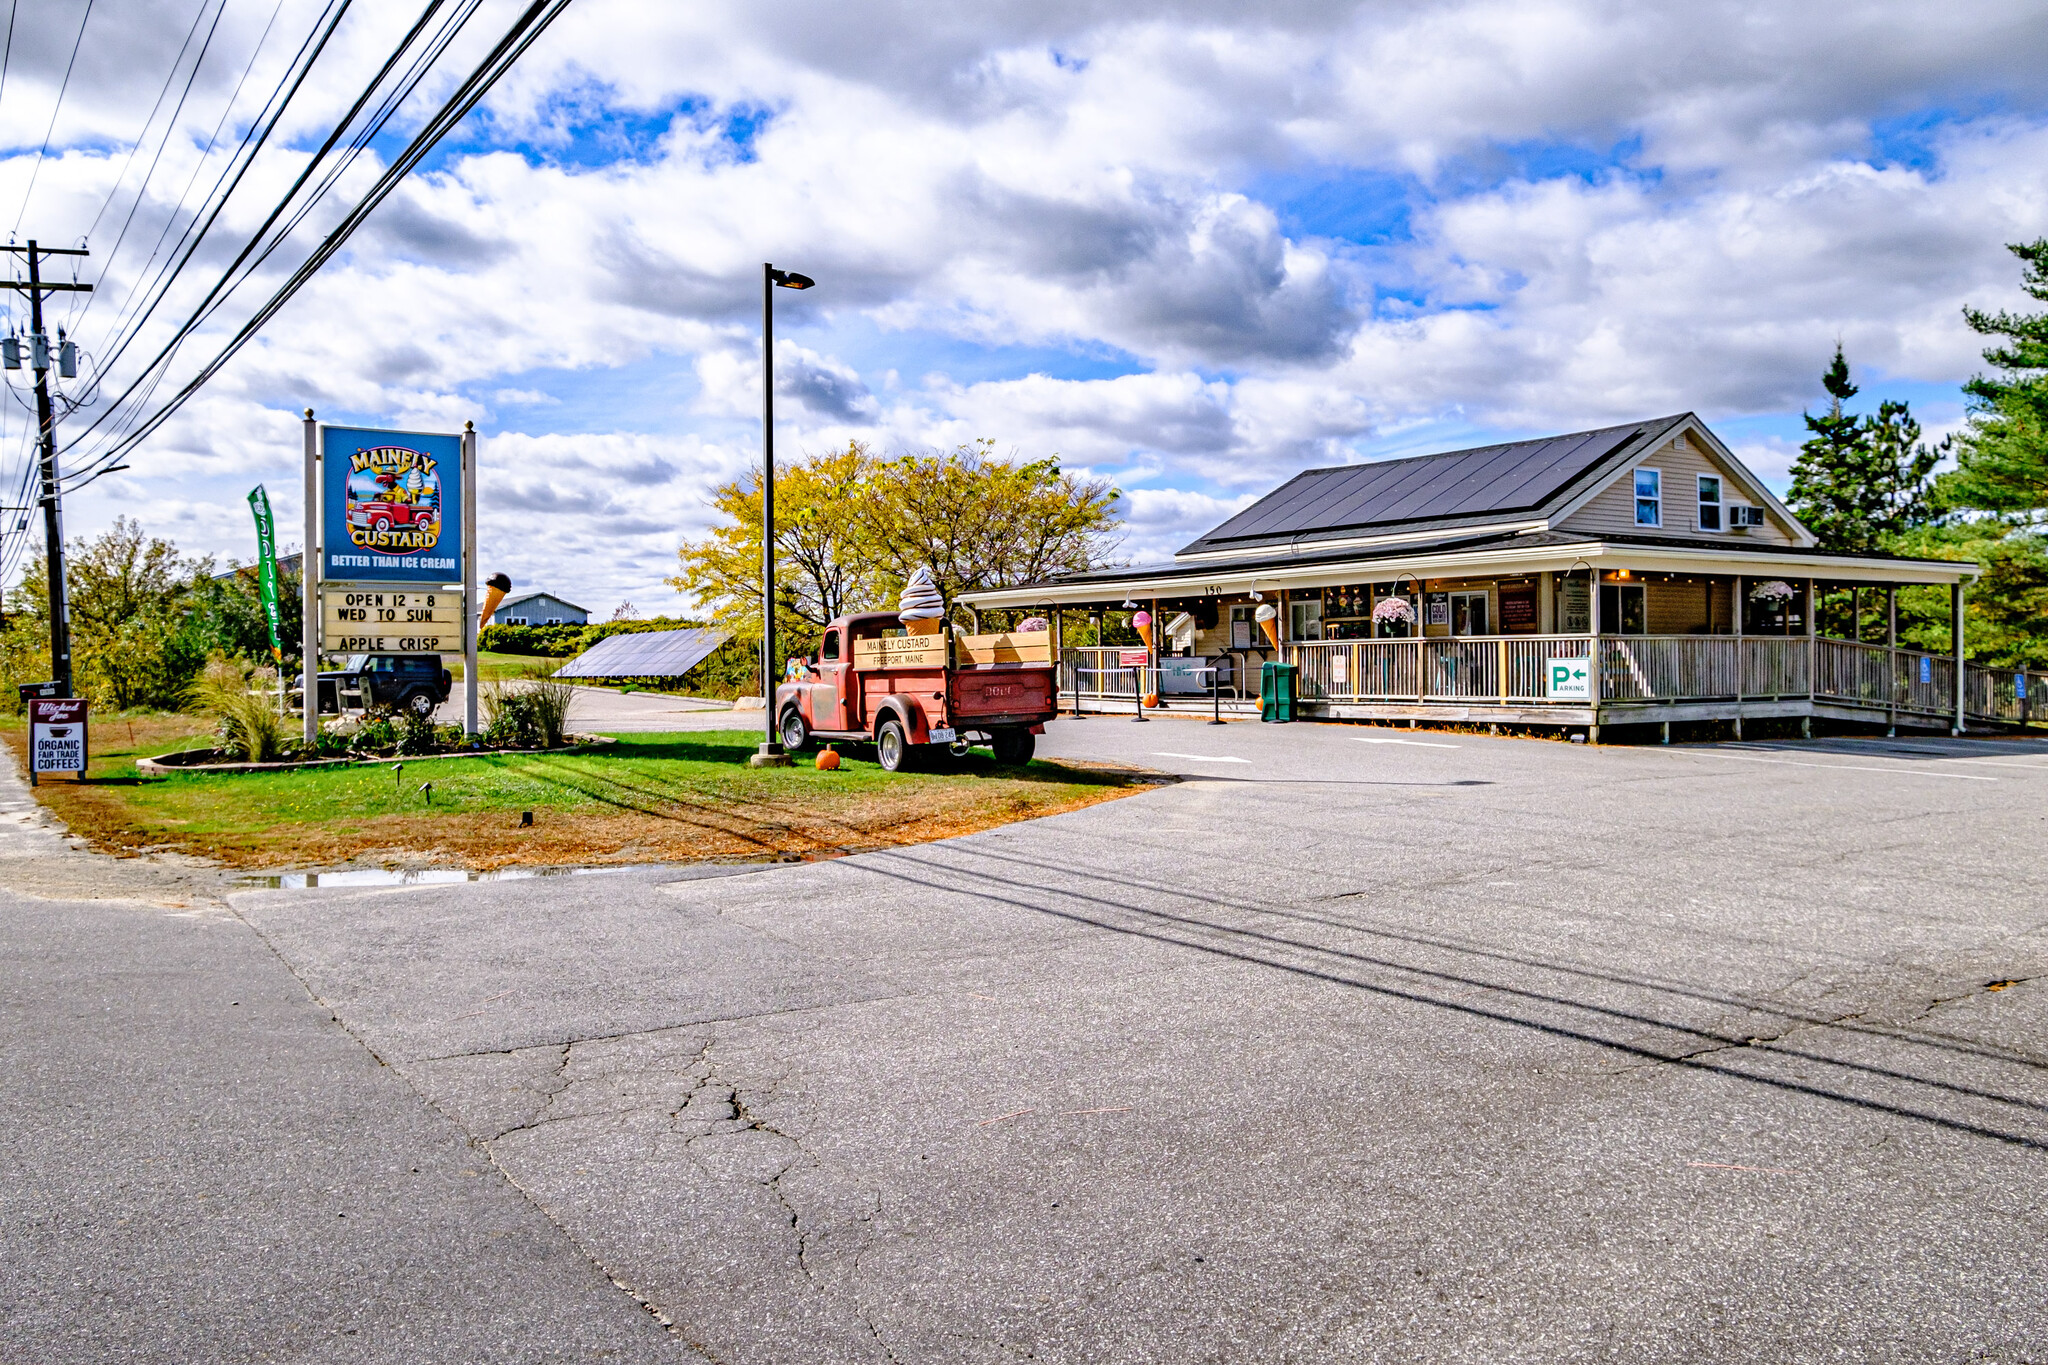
[{"xmin": 248, "ymin": 485, "xmax": 285, "ymax": 666}]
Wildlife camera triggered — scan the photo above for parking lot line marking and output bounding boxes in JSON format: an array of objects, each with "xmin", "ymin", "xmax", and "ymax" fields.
[
  {"xmin": 1354, "ymin": 737, "xmax": 1461, "ymax": 749},
  {"xmin": 1696, "ymin": 752, "xmax": 1996, "ymax": 780},
  {"xmin": 1152, "ymin": 752, "xmax": 1252, "ymax": 763}
]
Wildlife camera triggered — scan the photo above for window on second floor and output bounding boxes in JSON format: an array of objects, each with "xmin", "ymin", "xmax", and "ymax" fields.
[
  {"xmin": 1634, "ymin": 468, "xmax": 1662, "ymax": 527},
  {"xmin": 1697, "ymin": 474, "xmax": 1722, "ymax": 532}
]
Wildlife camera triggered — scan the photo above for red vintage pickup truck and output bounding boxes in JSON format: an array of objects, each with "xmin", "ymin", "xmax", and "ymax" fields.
[{"xmin": 773, "ymin": 611, "xmax": 1058, "ymax": 771}]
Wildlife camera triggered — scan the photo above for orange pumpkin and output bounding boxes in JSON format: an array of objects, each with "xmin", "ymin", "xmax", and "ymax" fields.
[
  {"xmin": 816, "ymin": 748, "xmax": 842, "ymax": 771},
  {"xmin": 1142, "ymin": 692, "xmax": 1161, "ymax": 708}
]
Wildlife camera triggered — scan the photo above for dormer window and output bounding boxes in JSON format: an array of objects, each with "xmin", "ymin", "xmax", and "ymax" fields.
[
  {"xmin": 1697, "ymin": 474, "xmax": 1722, "ymax": 532},
  {"xmin": 1634, "ymin": 469, "xmax": 1662, "ymax": 528}
]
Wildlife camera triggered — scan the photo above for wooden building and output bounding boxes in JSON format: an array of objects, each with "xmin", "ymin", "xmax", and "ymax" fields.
[{"xmin": 958, "ymin": 414, "xmax": 2024, "ymax": 738}]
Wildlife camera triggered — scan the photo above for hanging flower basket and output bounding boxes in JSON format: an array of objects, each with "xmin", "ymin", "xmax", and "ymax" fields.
[
  {"xmin": 1749, "ymin": 580, "xmax": 1796, "ymax": 603},
  {"xmin": 1372, "ymin": 596, "xmax": 1415, "ymax": 626}
]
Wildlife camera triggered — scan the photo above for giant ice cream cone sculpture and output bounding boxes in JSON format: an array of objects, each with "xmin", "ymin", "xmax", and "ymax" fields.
[
  {"xmin": 479, "ymin": 573, "xmax": 513, "ymax": 629},
  {"xmin": 898, "ymin": 567, "xmax": 945, "ymax": 636},
  {"xmin": 1255, "ymin": 602, "xmax": 1279, "ymax": 650},
  {"xmin": 1132, "ymin": 610, "xmax": 1153, "ymax": 649}
]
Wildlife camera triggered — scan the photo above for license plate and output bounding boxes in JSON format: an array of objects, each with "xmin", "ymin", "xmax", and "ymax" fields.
[{"xmin": 928, "ymin": 727, "xmax": 956, "ymax": 744}]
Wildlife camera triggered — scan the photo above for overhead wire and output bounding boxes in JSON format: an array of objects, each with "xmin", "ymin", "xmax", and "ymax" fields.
[
  {"xmin": 70, "ymin": 0, "xmax": 458, "ymax": 438},
  {"xmin": 87, "ymin": 0, "xmax": 295, "ymax": 358},
  {"xmin": 61, "ymin": 0, "xmax": 579, "ymax": 494},
  {"xmin": 68, "ymin": 0, "xmax": 231, "ymax": 341},
  {"xmin": 12, "ymin": 0, "xmax": 97, "ymax": 232},
  {"xmin": 82, "ymin": 0, "xmax": 218, "ymax": 245},
  {"xmin": 0, "ymin": 0, "xmax": 18, "ymax": 127}
]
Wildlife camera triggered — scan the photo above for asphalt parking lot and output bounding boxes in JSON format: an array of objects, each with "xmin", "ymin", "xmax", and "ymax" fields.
[{"xmin": 5, "ymin": 716, "xmax": 2045, "ymax": 1362}]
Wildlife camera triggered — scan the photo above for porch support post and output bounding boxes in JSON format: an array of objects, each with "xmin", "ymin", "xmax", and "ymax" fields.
[
  {"xmin": 1733, "ymin": 574, "xmax": 1743, "ymax": 741},
  {"xmin": 1587, "ymin": 568, "xmax": 1601, "ymax": 743},
  {"xmin": 1952, "ymin": 580, "xmax": 1967, "ymax": 735},
  {"xmin": 1886, "ymin": 586, "xmax": 1898, "ymax": 735}
]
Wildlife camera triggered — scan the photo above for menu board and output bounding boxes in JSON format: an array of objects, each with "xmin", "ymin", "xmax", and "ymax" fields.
[
  {"xmin": 1500, "ymin": 587, "xmax": 1539, "ymax": 633},
  {"xmin": 1558, "ymin": 577, "xmax": 1591, "ymax": 633},
  {"xmin": 1324, "ymin": 583, "xmax": 1372, "ymax": 619}
]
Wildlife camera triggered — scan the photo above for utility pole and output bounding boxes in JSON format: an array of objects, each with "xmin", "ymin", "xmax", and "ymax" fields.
[{"xmin": 3, "ymin": 241, "xmax": 92, "ymax": 696}]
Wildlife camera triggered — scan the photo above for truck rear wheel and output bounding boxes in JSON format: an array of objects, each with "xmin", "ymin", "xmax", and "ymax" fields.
[
  {"xmin": 991, "ymin": 728, "xmax": 1035, "ymax": 765},
  {"xmin": 778, "ymin": 708, "xmax": 810, "ymax": 752},
  {"xmin": 876, "ymin": 717, "xmax": 917, "ymax": 773}
]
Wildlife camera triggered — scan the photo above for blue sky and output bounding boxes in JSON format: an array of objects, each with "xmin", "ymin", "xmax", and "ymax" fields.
[{"xmin": 1, "ymin": 0, "xmax": 2045, "ymax": 611}]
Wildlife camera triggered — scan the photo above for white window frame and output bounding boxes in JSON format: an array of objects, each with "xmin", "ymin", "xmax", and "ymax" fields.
[
  {"xmin": 1288, "ymin": 599, "xmax": 1322, "ymax": 641},
  {"xmin": 1634, "ymin": 467, "xmax": 1662, "ymax": 528},
  {"xmin": 1449, "ymin": 590, "xmax": 1489, "ymax": 637},
  {"xmin": 1696, "ymin": 474, "xmax": 1723, "ymax": 533}
]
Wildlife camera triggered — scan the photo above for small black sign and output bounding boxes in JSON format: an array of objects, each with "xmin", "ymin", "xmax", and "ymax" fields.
[{"xmin": 16, "ymin": 679, "xmax": 62, "ymax": 703}]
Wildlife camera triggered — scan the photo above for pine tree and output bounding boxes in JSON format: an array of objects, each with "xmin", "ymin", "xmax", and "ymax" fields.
[
  {"xmin": 1934, "ymin": 238, "xmax": 2048, "ymax": 519},
  {"xmin": 1787, "ymin": 346, "xmax": 1940, "ymax": 552}
]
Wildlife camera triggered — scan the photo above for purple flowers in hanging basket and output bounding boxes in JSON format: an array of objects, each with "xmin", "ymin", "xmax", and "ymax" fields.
[
  {"xmin": 1372, "ymin": 596, "xmax": 1415, "ymax": 625},
  {"xmin": 1749, "ymin": 579, "xmax": 1796, "ymax": 603}
]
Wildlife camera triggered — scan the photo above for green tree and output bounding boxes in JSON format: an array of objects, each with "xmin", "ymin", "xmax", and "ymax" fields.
[
  {"xmin": 668, "ymin": 441, "xmax": 893, "ymax": 659},
  {"xmin": 862, "ymin": 440, "xmax": 1122, "ymax": 615},
  {"xmin": 1934, "ymin": 238, "xmax": 2048, "ymax": 518},
  {"xmin": 1886, "ymin": 519, "xmax": 2048, "ymax": 666},
  {"xmin": 1787, "ymin": 346, "xmax": 1940, "ymax": 552}
]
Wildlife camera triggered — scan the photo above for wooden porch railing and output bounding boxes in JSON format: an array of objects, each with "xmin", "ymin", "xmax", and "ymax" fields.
[{"xmin": 1066, "ymin": 636, "xmax": 2045, "ymax": 728}]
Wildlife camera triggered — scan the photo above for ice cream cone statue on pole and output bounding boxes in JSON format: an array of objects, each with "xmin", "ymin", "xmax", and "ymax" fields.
[
  {"xmin": 1255, "ymin": 602, "xmax": 1279, "ymax": 650},
  {"xmin": 898, "ymin": 566, "xmax": 946, "ymax": 636},
  {"xmin": 1132, "ymin": 610, "xmax": 1153, "ymax": 649},
  {"xmin": 478, "ymin": 573, "xmax": 513, "ymax": 629}
]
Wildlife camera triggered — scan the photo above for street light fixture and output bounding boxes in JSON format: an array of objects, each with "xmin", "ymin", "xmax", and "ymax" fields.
[{"xmin": 753, "ymin": 261, "xmax": 817, "ymax": 768}]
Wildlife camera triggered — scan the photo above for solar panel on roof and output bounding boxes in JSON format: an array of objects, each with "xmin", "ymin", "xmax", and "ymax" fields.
[
  {"xmin": 1183, "ymin": 418, "xmax": 1677, "ymax": 553},
  {"xmin": 552, "ymin": 627, "xmax": 729, "ymax": 679}
]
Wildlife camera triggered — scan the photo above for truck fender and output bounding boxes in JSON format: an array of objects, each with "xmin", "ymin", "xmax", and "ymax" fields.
[
  {"xmin": 1028, "ymin": 723, "xmax": 1045, "ymax": 735},
  {"xmin": 874, "ymin": 695, "xmax": 930, "ymax": 745}
]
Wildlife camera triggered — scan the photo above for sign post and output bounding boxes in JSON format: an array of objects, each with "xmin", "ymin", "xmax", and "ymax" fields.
[
  {"xmin": 462, "ymin": 422, "xmax": 479, "ymax": 736},
  {"xmin": 302, "ymin": 411, "xmax": 319, "ymax": 745},
  {"xmin": 28, "ymin": 696, "xmax": 87, "ymax": 785}
]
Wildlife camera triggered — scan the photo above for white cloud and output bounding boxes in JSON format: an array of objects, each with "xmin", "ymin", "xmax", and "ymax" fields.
[{"xmin": 0, "ymin": 0, "xmax": 2042, "ymax": 612}]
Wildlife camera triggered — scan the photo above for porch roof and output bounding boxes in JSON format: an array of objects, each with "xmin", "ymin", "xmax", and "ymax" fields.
[{"xmin": 959, "ymin": 528, "xmax": 1977, "ymax": 610}]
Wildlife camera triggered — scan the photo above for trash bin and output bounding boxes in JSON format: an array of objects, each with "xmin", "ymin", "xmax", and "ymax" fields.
[{"xmin": 1260, "ymin": 661, "xmax": 1297, "ymax": 723}]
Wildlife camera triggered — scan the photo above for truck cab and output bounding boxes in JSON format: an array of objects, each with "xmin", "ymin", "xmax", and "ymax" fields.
[{"xmin": 775, "ymin": 612, "xmax": 1057, "ymax": 771}]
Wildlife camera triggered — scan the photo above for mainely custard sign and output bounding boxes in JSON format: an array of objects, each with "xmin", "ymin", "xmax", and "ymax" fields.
[{"xmin": 321, "ymin": 426, "xmax": 462, "ymax": 584}]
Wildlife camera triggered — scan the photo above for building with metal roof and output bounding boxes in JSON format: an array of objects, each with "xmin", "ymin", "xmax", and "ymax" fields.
[{"xmin": 959, "ymin": 414, "xmax": 2008, "ymax": 739}]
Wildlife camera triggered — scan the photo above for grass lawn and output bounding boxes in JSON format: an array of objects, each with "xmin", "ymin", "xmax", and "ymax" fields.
[
  {"xmin": 3, "ymin": 716, "xmax": 1141, "ymax": 870},
  {"xmin": 443, "ymin": 650, "xmax": 560, "ymax": 683}
]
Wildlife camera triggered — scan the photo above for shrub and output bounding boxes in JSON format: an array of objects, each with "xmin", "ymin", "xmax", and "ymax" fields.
[
  {"xmin": 483, "ymin": 677, "xmax": 575, "ymax": 748},
  {"xmin": 350, "ymin": 715, "xmax": 399, "ymax": 754},
  {"xmin": 192, "ymin": 656, "xmax": 286, "ymax": 762},
  {"xmin": 396, "ymin": 710, "xmax": 440, "ymax": 756}
]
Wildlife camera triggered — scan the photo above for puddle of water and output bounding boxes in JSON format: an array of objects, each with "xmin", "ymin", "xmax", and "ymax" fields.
[{"xmin": 236, "ymin": 865, "xmax": 649, "ymax": 889}]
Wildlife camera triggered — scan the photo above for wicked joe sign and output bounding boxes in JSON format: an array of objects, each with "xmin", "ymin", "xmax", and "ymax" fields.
[{"xmin": 321, "ymin": 426, "xmax": 462, "ymax": 584}]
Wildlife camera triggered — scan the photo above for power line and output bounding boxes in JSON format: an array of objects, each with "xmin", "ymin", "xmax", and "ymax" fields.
[
  {"xmin": 12, "ymin": 0, "xmax": 96, "ymax": 232},
  {"xmin": 70, "ymin": 0, "xmax": 231, "ymax": 336},
  {"xmin": 0, "ymin": 0, "xmax": 18, "ymax": 125},
  {"xmin": 67, "ymin": 0, "xmax": 351, "ymax": 423},
  {"xmin": 83, "ymin": 0, "xmax": 217, "ymax": 244},
  {"xmin": 63, "ymin": 0, "xmax": 579, "ymax": 492}
]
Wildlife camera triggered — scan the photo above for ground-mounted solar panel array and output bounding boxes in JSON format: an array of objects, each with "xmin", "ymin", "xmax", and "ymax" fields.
[{"xmin": 551, "ymin": 627, "xmax": 730, "ymax": 679}]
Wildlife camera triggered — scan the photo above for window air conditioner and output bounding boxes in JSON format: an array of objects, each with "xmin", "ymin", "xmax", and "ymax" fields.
[{"xmin": 1729, "ymin": 505, "xmax": 1766, "ymax": 528}]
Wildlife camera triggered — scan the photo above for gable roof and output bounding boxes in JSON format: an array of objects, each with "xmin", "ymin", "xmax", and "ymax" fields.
[
  {"xmin": 499, "ymin": 590, "xmax": 588, "ymax": 614},
  {"xmin": 1179, "ymin": 415, "xmax": 1693, "ymax": 557}
]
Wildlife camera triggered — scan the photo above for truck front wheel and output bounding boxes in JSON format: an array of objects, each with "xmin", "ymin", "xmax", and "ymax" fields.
[
  {"xmin": 876, "ymin": 717, "xmax": 917, "ymax": 773},
  {"xmin": 991, "ymin": 728, "xmax": 1035, "ymax": 765},
  {"xmin": 778, "ymin": 707, "xmax": 811, "ymax": 752}
]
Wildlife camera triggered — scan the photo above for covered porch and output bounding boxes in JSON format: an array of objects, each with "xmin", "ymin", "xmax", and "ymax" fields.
[{"xmin": 967, "ymin": 539, "xmax": 2015, "ymax": 739}]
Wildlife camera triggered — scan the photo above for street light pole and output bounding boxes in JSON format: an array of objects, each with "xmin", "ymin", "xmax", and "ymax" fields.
[{"xmin": 753, "ymin": 262, "xmax": 815, "ymax": 768}]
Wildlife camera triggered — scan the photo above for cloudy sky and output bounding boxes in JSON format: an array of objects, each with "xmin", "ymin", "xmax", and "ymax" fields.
[{"xmin": 2, "ymin": 0, "xmax": 2045, "ymax": 616}]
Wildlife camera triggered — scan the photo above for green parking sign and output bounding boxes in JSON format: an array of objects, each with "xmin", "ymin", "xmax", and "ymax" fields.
[{"xmin": 1547, "ymin": 656, "xmax": 1592, "ymax": 701}]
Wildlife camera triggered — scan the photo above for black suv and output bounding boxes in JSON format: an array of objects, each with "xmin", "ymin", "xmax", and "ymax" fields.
[{"xmin": 298, "ymin": 653, "xmax": 452, "ymax": 718}]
